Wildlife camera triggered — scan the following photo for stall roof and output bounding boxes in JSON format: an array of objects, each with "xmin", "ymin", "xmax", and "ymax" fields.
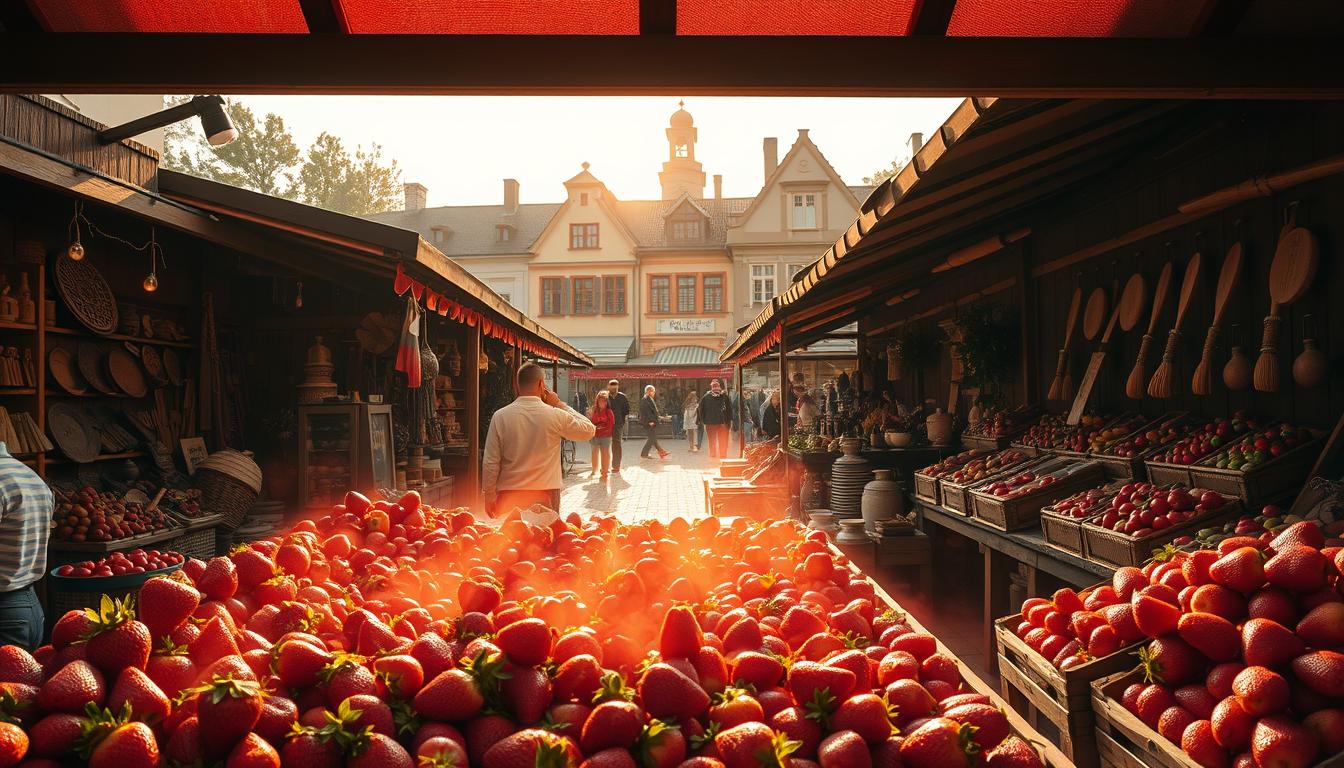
[
  {"xmin": 2, "ymin": 3, "xmax": 1342, "ymax": 96},
  {"xmin": 157, "ymin": 170, "xmax": 592, "ymax": 366},
  {"xmin": 721, "ymin": 96, "xmax": 1199, "ymax": 362}
]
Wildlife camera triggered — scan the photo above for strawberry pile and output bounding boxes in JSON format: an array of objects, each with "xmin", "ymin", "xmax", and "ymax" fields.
[
  {"xmin": 0, "ymin": 491, "xmax": 1048, "ymax": 768},
  {"xmin": 1045, "ymin": 487, "xmax": 1114, "ymax": 521},
  {"xmin": 1111, "ymin": 521, "xmax": 1344, "ymax": 767},
  {"xmin": 54, "ymin": 549, "xmax": 184, "ymax": 578},
  {"xmin": 1013, "ymin": 583, "xmax": 1144, "ymax": 671},
  {"xmin": 1091, "ymin": 483, "xmax": 1232, "ymax": 537}
]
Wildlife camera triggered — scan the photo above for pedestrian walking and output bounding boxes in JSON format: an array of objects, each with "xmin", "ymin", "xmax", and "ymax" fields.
[
  {"xmin": 682, "ymin": 390, "xmax": 700, "ymax": 453},
  {"xmin": 606, "ymin": 379, "xmax": 630, "ymax": 472},
  {"xmin": 587, "ymin": 391, "xmax": 615, "ymax": 480},
  {"xmin": 639, "ymin": 385, "xmax": 669, "ymax": 460},
  {"xmin": 698, "ymin": 379, "xmax": 734, "ymax": 458}
]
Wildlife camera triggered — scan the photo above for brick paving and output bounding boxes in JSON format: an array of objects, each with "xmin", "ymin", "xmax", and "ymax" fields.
[{"xmin": 560, "ymin": 436, "xmax": 735, "ymax": 523}]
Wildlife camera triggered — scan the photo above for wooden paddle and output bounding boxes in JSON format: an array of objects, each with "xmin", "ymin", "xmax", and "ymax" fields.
[
  {"xmin": 1254, "ymin": 207, "xmax": 1319, "ymax": 392},
  {"xmin": 1068, "ymin": 273, "xmax": 1144, "ymax": 424},
  {"xmin": 1148, "ymin": 252, "xmax": 1202, "ymax": 398},
  {"xmin": 1192, "ymin": 242, "xmax": 1245, "ymax": 395},
  {"xmin": 1047, "ymin": 286, "xmax": 1083, "ymax": 401},
  {"xmin": 1125, "ymin": 263, "xmax": 1171, "ymax": 399},
  {"xmin": 1082, "ymin": 286, "xmax": 1108, "ymax": 341}
]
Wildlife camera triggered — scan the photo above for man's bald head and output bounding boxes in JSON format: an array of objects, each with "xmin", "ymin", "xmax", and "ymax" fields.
[{"xmin": 517, "ymin": 362, "xmax": 544, "ymax": 395}]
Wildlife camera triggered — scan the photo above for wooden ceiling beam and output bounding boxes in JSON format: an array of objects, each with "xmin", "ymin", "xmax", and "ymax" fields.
[
  {"xmin": 0, "ymin": 35, "xmax": 1340, "ymax": 97},
  {"xmin": 297, "ymin": 0, "xmax": 344, "ymax": 33},
  {"xmin": 908, "ymin": 0, "xmax": 958, "ymax": 36}
]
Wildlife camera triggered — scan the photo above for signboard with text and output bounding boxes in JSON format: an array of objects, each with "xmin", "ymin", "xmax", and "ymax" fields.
[{"xmin": 656, "ymin": 318, "xmax": 716, "ymax": 334}]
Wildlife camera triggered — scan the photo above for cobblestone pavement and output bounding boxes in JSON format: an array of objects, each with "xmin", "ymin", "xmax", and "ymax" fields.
[{"xmin": 560, "ymin": 436, "xmax": 737, "ymax": 523}]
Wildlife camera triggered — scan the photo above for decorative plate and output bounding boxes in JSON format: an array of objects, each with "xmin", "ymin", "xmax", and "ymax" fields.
[
  {"xmin": 54, "ymin": 253, "xmax": 118, "ymax": 335},
  {"xmin": 48, "ymin": 345, "xmax": 88, "ymax": 395},
  {"xmin": 77, "ymin": 343, "xmax": 116, "ymax": 395},
  {"xmin": 48, "ymin": 402, "xmax": 98, "ymax": 463},
  {"xmin": 107, "ymin": 347, "xmax": 148, "ymax": 398},
  {"xmin": 139, "ymin": 345, "xmax": 167, "ymax": 386}
]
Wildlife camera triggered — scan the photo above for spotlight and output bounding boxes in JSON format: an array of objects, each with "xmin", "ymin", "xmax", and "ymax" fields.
[{"xmin": 97, "ymin": 95, "xmax": 239, "ymax": 147}]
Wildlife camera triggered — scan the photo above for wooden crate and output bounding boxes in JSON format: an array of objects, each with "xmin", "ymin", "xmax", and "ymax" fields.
[
  {"xmin": 996, "ymin": 613, "xmax": 1142, "ymax": 768},
  {"xmin": 1082, "ymin": 500, "xmax": 1242, "ymax": 569},
  {"xmin": 972, "ymin": 462, "xmax": 1105, "ymax": 531},
  {"xmin": 1090, "ymin": 413, "xmax": 1192, "ymax": 481},
  {"xmin": 1040, "ymin": 507, "xmax": 1092, "ymax": 554},
  {"xmin": 962, "ymin": 433, "xmax": 1016, "ymax": 451},
  {"xmin": 913, "ymin": 469, "xmax": 941, "ymax": 506},
  {"xmin": 1184, "ymin": 430, "xmax": 1326, "ymax": 508},
  {"xmin": 1010, "ymin": 441, "xmax": 1044, "ymax": 458},
  {"xmin": 941, "ymin": 455, "xmax": 1043, "ymax": 515}
]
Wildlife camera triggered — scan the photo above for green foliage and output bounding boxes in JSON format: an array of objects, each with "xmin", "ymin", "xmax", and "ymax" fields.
[{"xmin": 955, "ymin": 303, "xmax": 1019, "ymax": 393}]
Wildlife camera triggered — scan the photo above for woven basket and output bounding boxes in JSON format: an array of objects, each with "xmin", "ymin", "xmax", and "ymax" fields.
[{"xmin": 194, "ymin": 469, "xmax": 258, "ymax": 530}]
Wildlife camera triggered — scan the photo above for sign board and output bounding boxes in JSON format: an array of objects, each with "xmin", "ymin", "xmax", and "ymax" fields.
[{"xmin": 656, "ymin": 318, "xmax": 716, "ymax": 334}]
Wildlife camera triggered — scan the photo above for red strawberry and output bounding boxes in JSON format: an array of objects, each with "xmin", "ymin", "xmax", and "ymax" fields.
[
  {"xmin": 1264, "ymin": 545, "xmax": 1330, "ymax": 594},
  {"xmin": 769, "ymin": 706, "xmax": 822, "ymax": 758},
  {"xmin": 639, "ymin": 719, "xmax": 687, "ymax": 768},
  {"xmin": 816, "ymin": 729, "xmax": 868, "ymax": 768},
  {"xmin": 1303, "ymin": 708, "xmax": 1344, "ymax": 757},
  {"xmin": 1247, "ymin": 588, "xmax": 1298, "ymax": 626},
  {"xmin": 1211, "ymin": 697, "xmax": 1254, "ymax": 751},
  {"xmin": 81, "ymin": 596, "xmax": 151, "ymax": 676},
  {"xmin": 320, "ymin": 656, "xmax": 378, "ymax": 708},
  {"xmin": 106, "ymin": 666, "xmax": 170, "ymax": 723},
  {"xmin": 198, "ymin": 557, "xmax": 239, "ymax": 601},
  {"xmin": 898, "ymin": 717, "xmax": 977, "ymax": 768},
  {"xmin": 416, "ymin": 735, "xmax": 469, "ymax": 768},
  {"xmin": 638, "ymin": 663, "xmax": 710, "ymax": 721},
  {"xmin": 51, "ymin": 611, "xmax": 94, "ymax": 651},
  {"xmin": 890, "ymin": 633, "xmax": 938, "ymax": 662},
  {"xmin": 227, "ymin": 732, "xmax": 281, "ymax": 768},
  {"xmin": 581, "ymin": 700, "xmax": 644, "ymax": 754},
  {"xmin": 410, "ymin": 632, "xmax": 458, "ymax": 682},
  {"xmin": 1113, "ymin": 567, "xmax": 1148, "ymax": 600},
  {"xmin": 554, "ymin": 654, "xmax": 604, "ymax": 703},
  {"xmin": 372, "ymin": 654, "xmax": 424, "ymax": 699},
  {"xmin": 1132, "ymin": 594, "xmax": 1181, "ymax": 638},
  {"xmin": 786, "ymin": 662, "xmax": 855, "ymax": 704},
  {"xmin": 984, "ymin": 735, "xmax": 1045, "ymax": 767},
  {"xmin": 27, "ymin": 713, "xmax": 84, "ymax": 758},
  {"xmin": 1190, "ymin": 585, "xmax": 1247, "ymax": 623},
  {"xmin": 501, "ymin": 665, "xmax": 552, "ymax": 725},
  {"xmin": 1251, "ymin": 717, "xmax": 1318, "ymax": 768},
  {"xmin": 275, "ymin": 639, "xmax": 332, "ymax": 690},
  {"xmin": 145, "ymin": 644, "xmax": 197, "ymax": 699},
  {"xmin": 1297, "ymin": 602, "xmax": 1344, "ymax": 648},
  {"xmin": 876, "ymin": 651, "xmax": 919, "ymax": 686},
  {"xmin": 1139, "ymin": 636, "xmax": 1205, "ymax": 687},
  {"xmin": 1177, "ymin": 612, "xmax": 1240, "ymax": 663},
  {"xmin": 1241, "ymin": 619, "xmax": 1304, "ymax": 668},
  {"xmin": 1180, "ymin": 719, "xmax": 1229, "ymax": 768},
  {"xmin": 1174, "ymin": 684, "xmax": 1217, "ymax": 719},
  {"xmin": 0, "ymin": 721, "xmax": 26, "ymax": 767},
  {"xmin": 1135, "ymin": 684, "xmax": 1175, "ymax": 728},
  {"xmin": 280, "ymin": 728, "xmax": 341, "ymax": 767},
  {"xmin": 693, "ymin": 647, "xmax": 730, "ymax": 696},
  {"xmin": 714, "ymin": 722, "xmax": 789, "ymax": 768},
  {"xmin": 496, "ymin": 618, "xmax": 553, "ymax": 668},
  {"xmin": 196, "ymin": 676, "xmax": 264, "ymax": 758},
  {"xmin": 1208, "ymin": 548, "xmax": 1265, "ymax": 593},
  {"xmin": 231, "ymin": 547, "xmax": 278, "ymax": 592},
  {"xmin": 944, "ymin": 702, "xmax": 1009, "ymax": 752},
  {"xmin": 0, "ymin": 646, "xmax": 42, "ymax": 687},
  {"xmin": 254, "ymin": 694, "xmax": 298, "ymax": 746},
  {"xmin": 1291, "ymin": 650, "xmax": 1344, "ymax": 698},
  {"xmin": 190, "ymin": 616, "xmax": 241, "ymax": 668},
  {"xmin": 81, "ymin": 715, "xmax": 160, "ymax": 768},
  {"xmin": 1086, "ymin": 625, "xmax": 1119, "ymax": 658},
  {"xmin": 884, "ymin": 679, "xmax": 937, "ymax": 726},
  {"xmin": 347, "ymin": 732, "xmax": 413, "ymax": 768},
  {"xmin": 780, "ymin": 608, "xmax": 827, "ymax": 647},
  {"xmin": 482, "ymin": 728, "xmax": 580, "ymax": 768},
  {"xmin": 1206, "ymin": 662, "xmax": 1245, "ymax": 700},
  {"xmin": 37, "ymin": 660, "xmax": 104, "ymax": 713},
  {"xmin": 1231, "ymin": 666, "xmax": 1288, "ymax": 717},
  {"xmin": 415, "ymin": 668, "xmax": 486, "ymax": 722},
  {"xmin": 581, "ymin": 748, "xmax": 638, "ymax": 768},
  {"xmin": 464, "ymin": 713, "xmax": 515, "ymax": 766},
  {"xmin": 707, "ymin": 687, "xmax": 764, "ymax": 730},
  {"xmin": 458, "ymin": 580, "xmax": 503, "ymax": 616},
  {"xmin": 830, "ymin": 693, "xmax": 895, "ymax": 744},
  {"xmin": 343, "ymin": 693, "xmax": 395, "ymax": 737},
  {"xmin": 138, "ymin": 574, "xmax": 201, "ymax": 638}
]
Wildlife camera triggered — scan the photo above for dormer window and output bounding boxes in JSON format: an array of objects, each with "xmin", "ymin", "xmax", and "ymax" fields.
[
  {"xmin": 667, "ymin": 209, "xmax": 705, "ymax": 243},
  {"xmin": 431, "ymin": 226, "xmax": 450, "ymax": 244},
  {"xmin": 497, "ymin": 224, "xmax": 513, "ymax": 243},
  {"xmin": 580, "ymin": 193, "xmax": 589, "ymax": 206}
]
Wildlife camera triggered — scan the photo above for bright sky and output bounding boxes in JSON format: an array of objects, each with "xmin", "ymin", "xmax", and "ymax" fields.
[{"xmin": 238, "ymin": 96, "xmax": 963, "ymax": 207}]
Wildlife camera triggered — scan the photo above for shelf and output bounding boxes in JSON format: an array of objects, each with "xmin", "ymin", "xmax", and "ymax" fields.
[
  {"xmin": 45, "ymin": 449, "xmax": 146, "ymax": 465},
  {"xmin": 47, "ymin": 391, "xmax": 135, "ymax": 398},
  {"xmin": 0, "ymin": 321, "xmax": 37, "ymax": 331},
  {"xmin": 46, "ymin": 326, "xmax": 194, "ymax": 349},
  {"xmin": 0, "ymin": 387, "xmax": 36, "ymax": 395}
]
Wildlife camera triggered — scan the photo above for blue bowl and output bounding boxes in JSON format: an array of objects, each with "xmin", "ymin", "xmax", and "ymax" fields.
[{"xmin": 48, "ymin": 561, "xmax": 184, "ymax": 593}]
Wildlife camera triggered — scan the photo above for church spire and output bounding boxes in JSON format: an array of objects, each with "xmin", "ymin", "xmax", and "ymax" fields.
[{"xmin": 660, "ymin": 100, "xmax": 705, "ymax": 200}]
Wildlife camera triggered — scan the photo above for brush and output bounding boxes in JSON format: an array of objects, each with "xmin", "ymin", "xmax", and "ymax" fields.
[{"xmin": 1147, "ymin": 252, "xmax": 1202, "ymax": 399}]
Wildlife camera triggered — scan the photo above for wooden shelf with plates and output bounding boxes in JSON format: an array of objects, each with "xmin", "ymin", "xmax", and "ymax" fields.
[{"xmin": 46, "ymin": 326, "xmax": 194, "ymax": 348}]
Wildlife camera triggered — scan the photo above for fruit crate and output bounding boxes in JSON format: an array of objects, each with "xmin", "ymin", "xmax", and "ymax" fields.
[
  {"xmin": 1182, "ymin": 428, "xmax": 1326, "ymax": 508},
  {"xmin": 1081, "ymin": 499, "xmax": 1242, "ymax": 569},
  {"xmin": 971, "ymin": 461, "xmax": 1105, "ymax": 531},
  {"xmin": 941, "ymin": 455, "xmax": 1046, "ymax": 515},
  {"xmin": 45, "ymin": 525, "xmax": 182, "ymax": 567},
  {"xmin": 995, "ymin": 612, "xmax": 1144, "ymax": 768},
  {"xmin": 166, "ymin": 512, "xmax": 224, "ymax": 559},
  {"xmin": 961, "ymin": 431, "xmax": 1025, "ymax": 451},
  {"xmin": 1091, "ymin": 669, "xmax": 1199, "ymax": 768},
  {"xmin": 1090, "ymin": 413, "xmax": 1192, "ymax": 481},
  {"xmin": 912, "ymin": 468, "xmax": 941, "ymax": 506},
  {"xmin": 1038, "ymin": 481, "xmax": 1126, "ymax": 554}
]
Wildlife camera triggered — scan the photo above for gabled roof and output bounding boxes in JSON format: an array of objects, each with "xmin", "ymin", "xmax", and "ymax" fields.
[
  {"xmin": 530, "ymin": 169, "xmax": 642, "ymax": 253},
  {"xmin": 368, "ymin": 203, "xmax": 560, "ymax": 258},
  {"xmin": 732, "ymin": 129, "xmax": 861, "ymax": 228},
  {"xmin": 617, "ymin": 196, "xmax": 753, "ymax": 249},
  {"xmin": 660, "ymin": 192, "xmax": 709, "ymax": 219}
]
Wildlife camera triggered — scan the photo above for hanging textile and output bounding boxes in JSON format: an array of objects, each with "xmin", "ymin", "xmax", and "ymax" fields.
[{"xmin": 395, "ymin": 294, "xmax": 423, "ymax": 388}]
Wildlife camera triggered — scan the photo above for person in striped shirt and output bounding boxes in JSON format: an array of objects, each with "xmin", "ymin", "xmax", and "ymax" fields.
[{"xmin": 0, "ymin": 442, "xmax": 52, "ymax": 650}]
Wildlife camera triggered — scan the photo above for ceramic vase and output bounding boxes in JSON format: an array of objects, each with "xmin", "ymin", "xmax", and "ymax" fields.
[{"xmin": 862, "ymin": 469, "xmax": 903, "ymax": 533}]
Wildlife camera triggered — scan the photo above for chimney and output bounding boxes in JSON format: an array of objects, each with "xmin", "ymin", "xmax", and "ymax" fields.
[
  {"xmin": 907, "ymin": 132, "xmax": 924, "ymax": 158},
  {"xmin": 503, "ymin": 178, "xmax": 519, "ymax": 214},
  {"xmin": 403, "ymin": 182, "xmax": 428, "ymax": 211},
  {"xmin": 763, "ymin": 137, "xmax": 778, "ymax": 183},
  {"xmin": 713, "ymin": 175, "xmax": 723, "ymax": 199}
]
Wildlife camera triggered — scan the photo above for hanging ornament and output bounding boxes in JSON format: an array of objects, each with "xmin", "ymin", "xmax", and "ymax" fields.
[
  {"xmin": 295, "ymin": 281, "xmax": 304, "ymax": 309},
  {"xmin": 67, "ymin": 200, "xmax": 86, "ymax": 261},
  {"xmin": 142, "ymin": 228, "xmax": 161, "ymax": 292}
]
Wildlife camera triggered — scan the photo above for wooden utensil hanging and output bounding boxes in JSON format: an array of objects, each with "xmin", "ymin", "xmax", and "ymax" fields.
[
  {"xmin": 1125, "ymin": 261, "xmax": 1171, "ymax": 399},
  {"xmin": 1047, "ymin": 285, "xmax": 1083, "ymax": 401},
  {"xmin": 1254, "ymin": 204, "xmax": 1319, "ymax": 392},
  {"xmin": 1148, "ymin": 249, "xmax": 1203, "ymax": 398},
  {"xmin": 1191, "ymin": 238, "xmax": 1245, "ymax": 395},
  {"xmin": 1082, "ymin": 286, "xmax": 1108, "ymax": 342},
  {"xmin": 1068, "ymin": 272, "xmax": 1145, "ymax": 424}
]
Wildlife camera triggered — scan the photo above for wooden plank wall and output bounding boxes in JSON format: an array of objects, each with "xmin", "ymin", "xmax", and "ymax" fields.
[
  {"xmin": 0, "ymin": 95, "xmax": 159, "ymax": 189},
  {"xmin": 863, "ymin": 100, "xmax": 1343, "ymax": 431}
]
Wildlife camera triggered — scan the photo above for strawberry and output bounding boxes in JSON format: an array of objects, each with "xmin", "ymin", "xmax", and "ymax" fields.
[
  {"xmin": 106, "ymin": 667, "xmax": 169, "ymax": 723},
  {"xmin": 51, "ymin": 611, "xmax": 95, "ymax": 651},
  {"xmin": 343, "ymin": 693, "xmax": 395, "ymax": 737},
  {"xmin": 1247, "ymin": 587, "xmax": 1298, "ymax": 626},
  {"xmin": 415, "ymin": 668, "xmax": 487, "ymax": 722},
  {"xmin": 145, "ymin": 642, "xmax": 197, "ymax": 699},
  {"xmin": 890, "ymin": 633, "xmax": 938, "ymax": 662},
  {"xmin": 1251, "ymin": 716, "xmax": 1318, "ymax": 768},
  {"xmin": 1264, "ymin": 545, "xmax": 1330, "ymax": 594},
  {"xmin": 1190, "ymin": 585, "xmax": 1247, "ymax": 622},
  {"xmin": 830, "ymin": 693, "xmax": 896, "ymax": 744},
  {"xmin": 707, "ymin": 687, "xmax": 764, "ymax": 730},
  {"xmin": 416, "ymin": 735, "xmax": 469, "ymax": 768},
  {"xmin": 1177, "ymin": 612, "xmax": 1240, "ymax": 663},
  {"xmin": 190, "ymin": 616, "xmax": 242, "ymax": 668},
  {"xmin": 944, "ymin": 702, "xmax": 1009, "ymax": 752},
  {"xmin": 1297, "ymin": 601, "xmax": 1344, "ymax": 647},
  {"xmin": 639, "ymin": 719, "xmax": 687, "ymax": 768},
  {"xmin": 1303, "ymin": 708, "xmax": 1344, "ymax": 756},
  {"xmin": 1291, "ymin": 650, "xmax": 1344, "ymax": 698},
  {"xmin": 231, "ymin": 546, "xmax": 278, "ymax": 592},
  {"xmin": 898, "ymin": 716, "xmax": 977, "ymax": 768},
  {"xmin": 27, "ymin": 712, "xmax": 85, "ymax": 758},
  {"xmin": 1157, "ymin": 705, "xmax": 1196, "ymax": 744},
  {"xmin": 81, "ymin": 596, "xmax": 151, "ymax": 677},
  {"xmin": 1180, "ymin": 719, "xmax": 1229, "ymax": 768},
  {"xmin": 227, "ymin": 731, "xmax": 281, "ymax": 768},
  {"xmin": 1241, "ymin": 618, "xmax": 1304, "ymax": 668},
  {"xmin": 138, "ymin": 574, "xmax": 201, "ymax": 637},
  {"xmin": 0, "ymin": 721, "xmax": 26, "ymax": 766},
  {"xmin": 38, "ymin": 660, "xmax": 104, "ymax": 714},
  {"xmin": 984, "ymin": 735, "xmax": 1045, "ymax": 767},
  {"xmin": 410, "ymin": 632, "xmax": 458, "ymax": 682},
  {"xmin": 1113, "ymin": 567, "xmax": 1148, "ymax": 600},
  {"xmin": 884, "ymin": 679, "xmax": 937, "ymax": 726},
  {"xmin": 254, "ymin": 694, "xmax": 297, "ymax": 746},
  {"xmin": 280, "ymin": 727, "xmax": 342, "ymax": 767},
  {"xmin": 0, "ymin": 647, "xmax": 42, "ymax": 687},
  {"xmin": 780, "ymin": 608, "xmax": 828, "ymax": 647},
  {"xmin": 194, "ymin": 676, "xmax": 264, "ymax": 758},
  {"xmin": 373, "ymin": 654, "xmax": 424, "ymax": 699},
  {"xmin": 786, "ymin": 662, "xmax": 855, "ymax": 704},
  {"xmin": 580, "ymin": 747, "xmax": 638, "ymax": 767},
  {"xmin": 77, "ymin": 706, "xmax": 159, "ymax": 768},
  {"xmin": 1230, "ymin": 666, "xmax": 1288, "ymax": 718},
  {"xmin": 1174, "ymin": 684, "xmax": 1217, "ymax": 719},
  {"xmin": 876, "ymin": 651, "xmax": 919, "ymax": 686},
  {"xmin": 319, "ymin": 655, "xmax": 378, "ymax": 708},
  {"xmin": 715, "ymin": 722, "xmax": 794, "ymax": 768},
  {"xmin": 1132, "ymin": 594, "xmax": 1181, "ymax": 638},
  {"xmin": 481, "ymin": 728, "xmax": 580, "ymax": 768},
  {"xmin": 693, "ymin": 647, "xmax": 730, "ymax": 695},
  {"xmin": 1206, "ymin": 662, "xmax": 1245, "ymax": 700},
  {"xmin": 554, "ymin": 654, "xmax": 604, "ymax": 703},
  {"xmin": 554, "ymin": 631, "xmax": 603, "ymax": 664},
  {"xmin": 274, "ymin": 542, "xmax": 312, "ymax": 579},
  {"xmin": 581, "ymin": 700, "xmax": 644, "ymax": 754},
  {"xmin": 659, "ymin": 605, "xmax": 706, "ymax": 660},
  {"xmin": 355, "ymin": 618, "xmax": 401, "ymax": 656},
  {"xmin": 1135, "ymin": 684, "xmax": 1175, "ymax": 728},
  {"xmin": 769, "ymin": 706, "xmax": 822, "ymax": 758},
  {"xmin": 1139, "ymin": 636, "xmax": 1205, "ymax": 687},
  {"xmin": 638, "ymin": 663, "xmax": 710, "ymax": 721},
  {"xmin": 347, "ymin": 732, "xmax": 413, "ymax": 768},
  {"xmin": 501, "ymin": 665, "xmax": 553, "ymax": 725},
  {"xmin": 1208, "ymin": 548, "xmax": 1265, "ymax": 594},
  {"xmin": 198, "ymin": 556, "xmax": 240, "ymax": 601},
  {"xmin": 275, "ymin": 639, "xmax": 333, "ymax": 690},
  {"xmin": 458, "ymin": 580, "xmax": 502, "ymax": 616},
  {"xmin": 0, "ymin": 681, "xmax": 37, "ymax": 727},
  {"xmin": 1211, "ymin": 697, "xmax": 1254, "ymax": 751},
  {"xmin": 816, "ymin": 729, "xmax": 868, "ymax": 768},
  {"xmin": 496, "ymin": 618, "xmax": 553, "ymax": 668}
]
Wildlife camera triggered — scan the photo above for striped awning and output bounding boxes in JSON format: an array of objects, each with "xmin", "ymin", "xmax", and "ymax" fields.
[{"xmin": 652, "ymin": 345, "xmax": 720, "ymax": 365}]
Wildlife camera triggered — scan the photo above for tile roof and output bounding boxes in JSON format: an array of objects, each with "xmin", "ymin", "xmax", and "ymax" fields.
[
  {"xmin": 615, "ymin": 196, "xmax": 753, "ymax": 249},
  {"xmin": 367, "ymin": 202, "xmax": 561, "ymax": 258}
]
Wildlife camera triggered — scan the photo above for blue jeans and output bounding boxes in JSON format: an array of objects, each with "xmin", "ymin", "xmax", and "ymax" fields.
[
  {"xmin": 0, "ymin": 586, "xmax": 44, "ymax": 651},
  {"xmin": 672, "ymin": 413, "xmax": 684, "ymax": 437}
]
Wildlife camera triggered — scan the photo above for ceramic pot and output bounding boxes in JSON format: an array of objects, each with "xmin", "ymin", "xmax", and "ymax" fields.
[
  {"xmin": 927, "ymin": 409, "xmax": 954, "ymax": 445},
  {"xmin": 870, "ymin": 431, "xmax": 883, "ymax": 449},
  {"xmin": 836, "ymin": 518, "xmax": 868, "ymax": 544},
  {"xmin": 862, "ymin": 469, "xmax": 903, "ymax": 533},
  {"xmin": 808, "ymin": 510, "xmax": 836, "ymax": 534},
  {"xmin": 1293, "ymin": 338, "xmax": 1328, "ymax": 388},
  {"xmin": 884, "ymin": 431, "xmax": 913, "ymax": 448},
  {"xmin": 831, "ymin": 439, "xmax": 873, "ymax": 519}
]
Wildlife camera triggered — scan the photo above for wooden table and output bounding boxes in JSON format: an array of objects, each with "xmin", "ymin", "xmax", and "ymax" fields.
[
  {"xmin": 916, "ymin": 499, "xmax": 1115, "ymax": 677},
  {"xmin": 873, "ymin": 529, "xmax": 934, "ymax": 596}
]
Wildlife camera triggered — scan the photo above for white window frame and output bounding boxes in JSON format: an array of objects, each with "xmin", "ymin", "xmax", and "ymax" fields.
[
  {"xmin": 788, "ymin": 263, "xmax": 810, "ymax": 282},
  {"xmin": 790, "ymin": 193, "xmax": 818, "ymax": 230},
  {"xmin": 751, "ymin": 264, "xmax": 776, "ymax": 306}
]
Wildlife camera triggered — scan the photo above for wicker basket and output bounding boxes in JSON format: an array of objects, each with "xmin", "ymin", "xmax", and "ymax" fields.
[
  {"xmin": 193, "ymin": 450, "xmax": 262, "ymax": 530},
  {"xmin": 1082, "ymin": 499, "xmax": 1243, "ymax": 568},
  {"xmin": 166, "ymin": 514, "xmax": 223, "ymax": 559}
]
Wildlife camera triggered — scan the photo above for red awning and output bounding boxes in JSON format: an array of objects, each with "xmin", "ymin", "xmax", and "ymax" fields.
[
  {"xmin": 332, "ymin": 0, "xmax": 638, "ymax": 34},
  {"xmin": 570, "ymin": 366, "xmax": 735, "ymax": 381}
]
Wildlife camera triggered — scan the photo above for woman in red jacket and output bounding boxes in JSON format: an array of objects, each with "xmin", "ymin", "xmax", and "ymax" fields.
[{"xmin": 588, "ymin": 390, "xmax": 615, "ymax": 480}]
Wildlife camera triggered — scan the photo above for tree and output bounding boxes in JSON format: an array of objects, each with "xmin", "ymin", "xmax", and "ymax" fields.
[
  {"xmin": 295, "ymin": 133, "xmax": 402, "ymax": 216},
  {"xmin": 162, "ymin": 98, "xmax": 299, "ymax": 197},
  {"xmin": 862, "ymin": 155, "xmax": 910, "ymax": 186}
]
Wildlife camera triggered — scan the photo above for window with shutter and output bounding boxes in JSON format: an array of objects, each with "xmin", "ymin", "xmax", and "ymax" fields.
[{"xmin": 561, "ymin": 277, "xmax": 572, "ymax": 314}]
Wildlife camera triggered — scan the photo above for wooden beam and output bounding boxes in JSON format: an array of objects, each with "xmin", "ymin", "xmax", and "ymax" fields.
[
  {"xmin": 0, "ymin": 1, "xmax": 40, "ymax": 33},
  {"xmin": 908, "ymin": 0, "xmax": 957, "ymax": 36},
  {"xmin": 297, "ymin": 0, "xmax": 343, "ymax": 33},
  {"xmin": 1198, "ymin": 0, "xmax": 1252, "ymax": 35},
  {"xmin": 0, "ymin": 35, "xmax": 1341, "ymax": 97}
]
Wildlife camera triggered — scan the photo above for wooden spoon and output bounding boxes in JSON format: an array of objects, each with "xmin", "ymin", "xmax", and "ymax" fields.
[
  {"xmin": 1065, "ymin": 273, "xmax": 1143, "ymax": 425},
  {"xmin": 1254, "ymin": 209, "xmax": 1320, "ymax": 392},
  {"xmin": 1191, "ymin": 242, "xmax": 1244, "ymax": 395},
  {"xmin": 1148, "ymin": 252, "xmax": 1202, "ymax": 398},
  {"xmin": 1125, "ymin": 263, "xmax": 1172, "ymax": 399},
  {"xmin": 1105, "ymin": 273, "xmax": 1145, "ymax": 348},
  {"xmin": 1082, "ymin": 287, "xmax": 1108, "ymax": 342},
  {"xmin": 1047, "ymin": 286, "xmax": 1082, "ymax": 401}
]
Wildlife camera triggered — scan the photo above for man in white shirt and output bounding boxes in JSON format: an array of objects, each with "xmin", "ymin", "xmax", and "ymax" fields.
[{"xmin": 482, "ymin": 362, "xmax": 596, "ymax": 517}]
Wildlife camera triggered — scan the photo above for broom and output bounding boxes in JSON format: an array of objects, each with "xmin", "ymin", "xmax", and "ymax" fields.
[
  {"xmin": 1047, "ymin": 287, "xmax": 1081, "ymax": 401},
  {"xmin": 1147, "ymin": 253, "xmax": 1202, "ymax": 399}
]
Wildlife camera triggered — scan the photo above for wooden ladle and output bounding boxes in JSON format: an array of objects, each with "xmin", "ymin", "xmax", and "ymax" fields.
[
  {"xmin": 1254, "ymin": 207, "xmax": 1319, "ymax": 392},
  {"xmin": 1067, "ymin": 273, "xmax": 1145, "ymax": 423},
  {"xmin": 1148, "ymin": 252, "xmax": 1202, "ymax": 398},
  {"xmin": 1191, "ymin": 242, "xmax": 1245, "ymax": 395},
  {"xmin": 1125, "ymin": 263, "xmax": 1172, "ymax": 399},
  {"xmin": 1082, "ymin": 287, "xmax": 1108, "ymax": 342},
  {"xmin": 1047, "ymin": 286, "xmax": 1082, "ymax": 401}
]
